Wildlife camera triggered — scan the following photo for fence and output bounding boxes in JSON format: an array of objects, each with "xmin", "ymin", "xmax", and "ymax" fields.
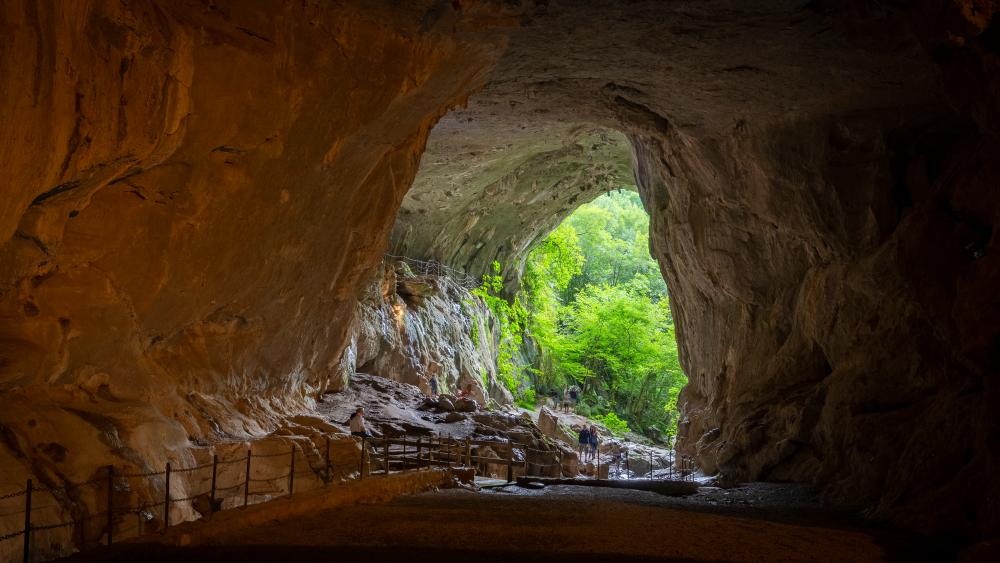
[
  {"xmin": 0, "ymin": 433, "xmax": 696, "ymax": 562},
  {"xmin": 0, "ymin": 434, "xmax": 513, "ymax": 563},
  {"xmin": 616, "ymin": 447, "xmax": 697, "ymax": 481},
  {"xmin": 383, "ymin": 254, "xmax": 480, "ymax": 290}
]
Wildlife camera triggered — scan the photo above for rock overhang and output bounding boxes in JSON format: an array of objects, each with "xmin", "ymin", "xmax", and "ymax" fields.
[{"xmin": 0, "ymin": 0, "xmax": 996, "ymax": 550}]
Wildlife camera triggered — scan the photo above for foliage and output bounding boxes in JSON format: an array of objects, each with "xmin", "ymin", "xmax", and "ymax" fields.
[
  {"xmin": 561, "ymin": 191, "xmax": 666, "ymax": 300},
  {"xmin": 515, "ymin": 388, "xmax": 537, "ymax": 410},
  {"xmin": 469, "ymin": 319, "xmax": 480, "ymax": 349},
  {"xmin": 463, "ymin": 191, "xmax": 686, "ymax": 440},
  {"xmin": 472, "ymin": 261, "xmax": 530, "ymax": 402},
  {"xmin": 593, "ymin": 412, "xmax": 631, "ymax": 436},
  {"xmin": 523, "ymin": 190, "xmax": 687, "ymax": 439}
]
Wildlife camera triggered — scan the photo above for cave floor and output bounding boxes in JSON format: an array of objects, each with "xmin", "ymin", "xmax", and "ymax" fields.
[{"xmin": 58, "ymin": 483, "xmax": 937, "ymax": 563}]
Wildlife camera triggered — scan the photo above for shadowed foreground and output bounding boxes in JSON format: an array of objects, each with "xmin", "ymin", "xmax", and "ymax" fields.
[{"xmin": 58, "ymin": 485, "xmax": 939, "ymax": 563}]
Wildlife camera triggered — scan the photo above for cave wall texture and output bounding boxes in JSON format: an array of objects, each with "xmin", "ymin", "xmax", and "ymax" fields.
[
  {"xmin": 0, "ymin": 0, "xmax": 506, "ymax": 551},
  {"xmin": 0, "ymin": 0, "xmax": 997, "ymax": 550},
  {"xmin": 345, "ymin": 259, "xmax": 514, "ymax": 406},
  {"xmin": 391, "ymin": 0, "xmax": 1000, "ymax": 540}
]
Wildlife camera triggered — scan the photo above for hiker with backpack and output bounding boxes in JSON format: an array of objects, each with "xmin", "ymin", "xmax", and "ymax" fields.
[{"xmin": 578, "ymin": 425, "xmax": 591, "ymax": 462}]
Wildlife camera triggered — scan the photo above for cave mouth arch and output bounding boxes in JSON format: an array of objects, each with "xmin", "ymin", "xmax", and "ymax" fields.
[
  {"xmin": 390, "ymin": 122, "xmax": 640, "ymax": 290},
  {"xmin": 0, "ymin": 0, "xmax": 994, "ymax": 550},
  {"xmin": 383, "ymin": 107, "xmax": 693, "ymax": 439}
]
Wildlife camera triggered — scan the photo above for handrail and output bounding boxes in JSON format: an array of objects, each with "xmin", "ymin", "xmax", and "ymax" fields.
[
  {"xmin": 383, "ymin": 254, "xmax": 480, "ymax": 290},
  {"xmin": 0, "ymin": 431, "xmax": 695, "ymax": 562}
]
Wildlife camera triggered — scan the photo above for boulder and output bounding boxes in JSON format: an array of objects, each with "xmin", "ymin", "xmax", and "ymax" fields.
[
  {"xmin": 444, "ymin": 412, "xmax": 466, "ymax": 423},
  {"xmin": 395, "ymin": 278, "xmax": 438, "ymax": 299},
  {"xmin": 454, "ymin": 397, "xmax": 479, "ymax": 412},
  {"xmin": 437, "ymin": 395, "xmax": 456, "ymax": 412}
]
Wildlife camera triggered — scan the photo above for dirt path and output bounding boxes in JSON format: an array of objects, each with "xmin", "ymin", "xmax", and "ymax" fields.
[{"xmin": 60, "ymin": 483, "xmax": 932, "ymax": 563}]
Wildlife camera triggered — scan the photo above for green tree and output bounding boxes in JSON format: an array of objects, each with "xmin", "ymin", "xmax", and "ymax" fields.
[
  {"xmin": 472, "ymin": 261, "xmax": 530, "ymax": 402},
  {"xmin": 521, "ymin": 190, "xmax": 686, "ymax": 439}
]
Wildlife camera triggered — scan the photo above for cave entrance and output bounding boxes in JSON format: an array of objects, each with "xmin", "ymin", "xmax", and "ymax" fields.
[
  {"xmin": 390, "ymin": 118, "xmax": 686, "ymax": 445},
  {"xmin": 519, "ymin": 190, "xmax": 688, "ymax": 444}
]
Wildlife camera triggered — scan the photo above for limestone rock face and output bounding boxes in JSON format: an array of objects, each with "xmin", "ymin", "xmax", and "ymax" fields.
[
  {"xmin": 0, "ymin": 0, "xmax": 997, "ymax": 550},
  {"xmin": 387, "ymin": 0, "xmax": 1000, "ymax": 539},
  {"xmin": 632, "ymin": 5, "xmax": 1000, "ymax": 537},
  {"xmin": 393, "ymin": 126, "xmax": 635, "ymax": 285},
  {"xmin": 346, "ymin": 260, "xmax": 514, "ymax": 406},
  {"xmin": 0, "ymin": 0, "xmax": 504, "ymax": 553}
]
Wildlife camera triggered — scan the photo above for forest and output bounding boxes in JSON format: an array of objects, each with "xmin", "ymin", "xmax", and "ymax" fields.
[{"xmin": 474, "ymin": 191, "xmax": 687, "ymax": 442}]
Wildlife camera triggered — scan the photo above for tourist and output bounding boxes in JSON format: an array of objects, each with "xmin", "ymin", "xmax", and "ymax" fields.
[
  {"xmin": 562, "ymin": 388, "xmax": 572, "ymax": 413},
  {"xmin": 348, "ymin": 407, "xmax": 372, "ymax": 438},
  {"xmin": 589, "ymin": 425, "xmax": 599, "ymax": 462},
  {"xmin": 429, "ymin": 374, "xmax": 439, "ymax": 396},
  {"xmin": 568, "ymin": 386, "xmax": 579, "ymax": 411},
  {"xmin": 578, "ymin": 425, "xmax": 591, "ymax": 462}
]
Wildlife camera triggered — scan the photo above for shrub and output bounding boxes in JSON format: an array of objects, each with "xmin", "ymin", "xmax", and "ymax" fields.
[
  {"xmin": 515, "ymin": 388, "xmax": 537, "ymax": 410},
  {"xmin": 593, "ymin": 412, "xmax": 630, "ymax": 436}
]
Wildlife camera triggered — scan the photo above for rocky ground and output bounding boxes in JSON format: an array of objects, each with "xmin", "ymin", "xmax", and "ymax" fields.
[
  {"xmin": 532, "ymin": 406, "xmax": 690, "ymax": 479},
  {"xmin": 318, "ymin": 373, "xmax": 688, "ymax": 481},
  {"xmin": 49, "ymin": 374, "xmax": 976, "ymax": 562}
]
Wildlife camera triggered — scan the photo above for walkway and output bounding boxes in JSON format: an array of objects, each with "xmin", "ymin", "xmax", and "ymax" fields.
[{"xmin": 59, "ymin": 484, "xmax": 925, "ymax": 563}]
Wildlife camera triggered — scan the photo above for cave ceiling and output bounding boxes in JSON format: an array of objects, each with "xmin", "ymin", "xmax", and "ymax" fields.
[{"xmin": 393, "ymin": 0, "xmax": 940, "ymax": 282}]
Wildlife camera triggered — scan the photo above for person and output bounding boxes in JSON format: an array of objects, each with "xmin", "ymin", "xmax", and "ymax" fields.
[
  {"xmin": 562, "ymin": 388, "xmax": 571, "ymax": 413},
  {"xmin": 568, "ymin": 386, "xmax": 579, "ymax": 411},
  {"xmin": 429, "ymin": 375, "xmax": 439, "ymax": 396},
  {"xmin": 589, "ymin": 425, "xmax": 599, "ymax": 461},
  {"xmin": 347, "ymin": 407, "xmax": 371, "ymax": 438},
  {"xmin": 578, "ymin": 425, "xmax": 591, "ymax": 462}
]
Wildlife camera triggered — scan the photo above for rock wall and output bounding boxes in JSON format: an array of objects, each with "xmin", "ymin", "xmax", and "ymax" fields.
[
  {"xmin": 635, "ymin": 2, "xmax": 1000, "ymax": 539},
  {"xmin": 0, "ymin": 0, "xmax": 506, "ymax": 555},
  {"xmin": 343, "ymin": 260, "xmax": 514, "ymax": 406},
  {"xmin": 392, "ymin": 126, "xmax": 634, "ymax": 286},
  {"xmin": 0, "ymin": 0, "xmax": 996, "ymax": 552},
  {"xmin": 386, "ymin": 0, "xmax": 1000, "ymax": 540},
  {"xmin": 636, "ymin": 106, "xmax": 1000, "ymax": 541}
]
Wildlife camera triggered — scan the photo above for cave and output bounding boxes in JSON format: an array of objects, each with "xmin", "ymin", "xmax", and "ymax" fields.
[{"xmin": 1, "ymin": 1, "xmax": 998, "ymax": 561}]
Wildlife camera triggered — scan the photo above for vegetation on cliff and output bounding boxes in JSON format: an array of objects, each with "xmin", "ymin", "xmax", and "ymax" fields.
[{"xmin": 477, "ymin": 191, "xmax": 687, "ymax": 440}]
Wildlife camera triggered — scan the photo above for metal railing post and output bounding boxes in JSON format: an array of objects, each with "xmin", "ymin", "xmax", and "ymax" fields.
[
  {"xmin": 417, "ymin": 437, "xmax": 423, "ymax": 468},
  {"xmin": 402, "ymin": 436, "xmax": 408, "ymax": 471},
  {"xmin": 625, "ymin": 450, "xmax": 630, "ymax": 479},
  {"xmin": 163, "ymin": 462, "xmax": 171, "ymax": 530},
  {"xmin": 288, "ymin": 445, "xmax": 296, "ymax": 496},
  {"xmin": 596, "ymin": 449, "xmax": 600, "ymax": 480},
  {"xmin": 244, "ymin": 448, "xmax": 251, "ymax": 507},
  {"xmin": 106, "ymin": 465, "xmax": 114, "ymax": 545},
  {"xmin": 559, "ymin": 450, "xmax": 564, "ymax": 478},
  {"xmin": 465, "ymin": 438, "xmax": 472, "ymax": 468},
  {"xmin": 23, "ymin": 479, "xmax": 31, "ymax": 563},
  {"xmin": 210, "ymin": 455, "xmax": 218, "ymax": 511},
  {"xmin": 506, "ymin": 446, "xmax": 513, "ymax": 482},
  {"xmin": 649, "ymin": 451, "xmax": 653, "ymax": 480},
  {"xmin": 383, "ymin": 438, "xmax": 389, "ymax": 475},
  {"xmin": 360, "ymin": 436, "xmax": 366, "ymax": 479}
]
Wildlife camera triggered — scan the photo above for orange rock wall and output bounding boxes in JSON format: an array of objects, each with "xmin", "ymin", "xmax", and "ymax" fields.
[{"xmin": 0, "ymin": 0, "xmax": 502, "ymax": 538}]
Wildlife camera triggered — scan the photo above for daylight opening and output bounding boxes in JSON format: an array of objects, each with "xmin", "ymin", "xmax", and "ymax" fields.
[{"xmin": 474, "ymin": 190, "xmax": 687, "ymax": 444}]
